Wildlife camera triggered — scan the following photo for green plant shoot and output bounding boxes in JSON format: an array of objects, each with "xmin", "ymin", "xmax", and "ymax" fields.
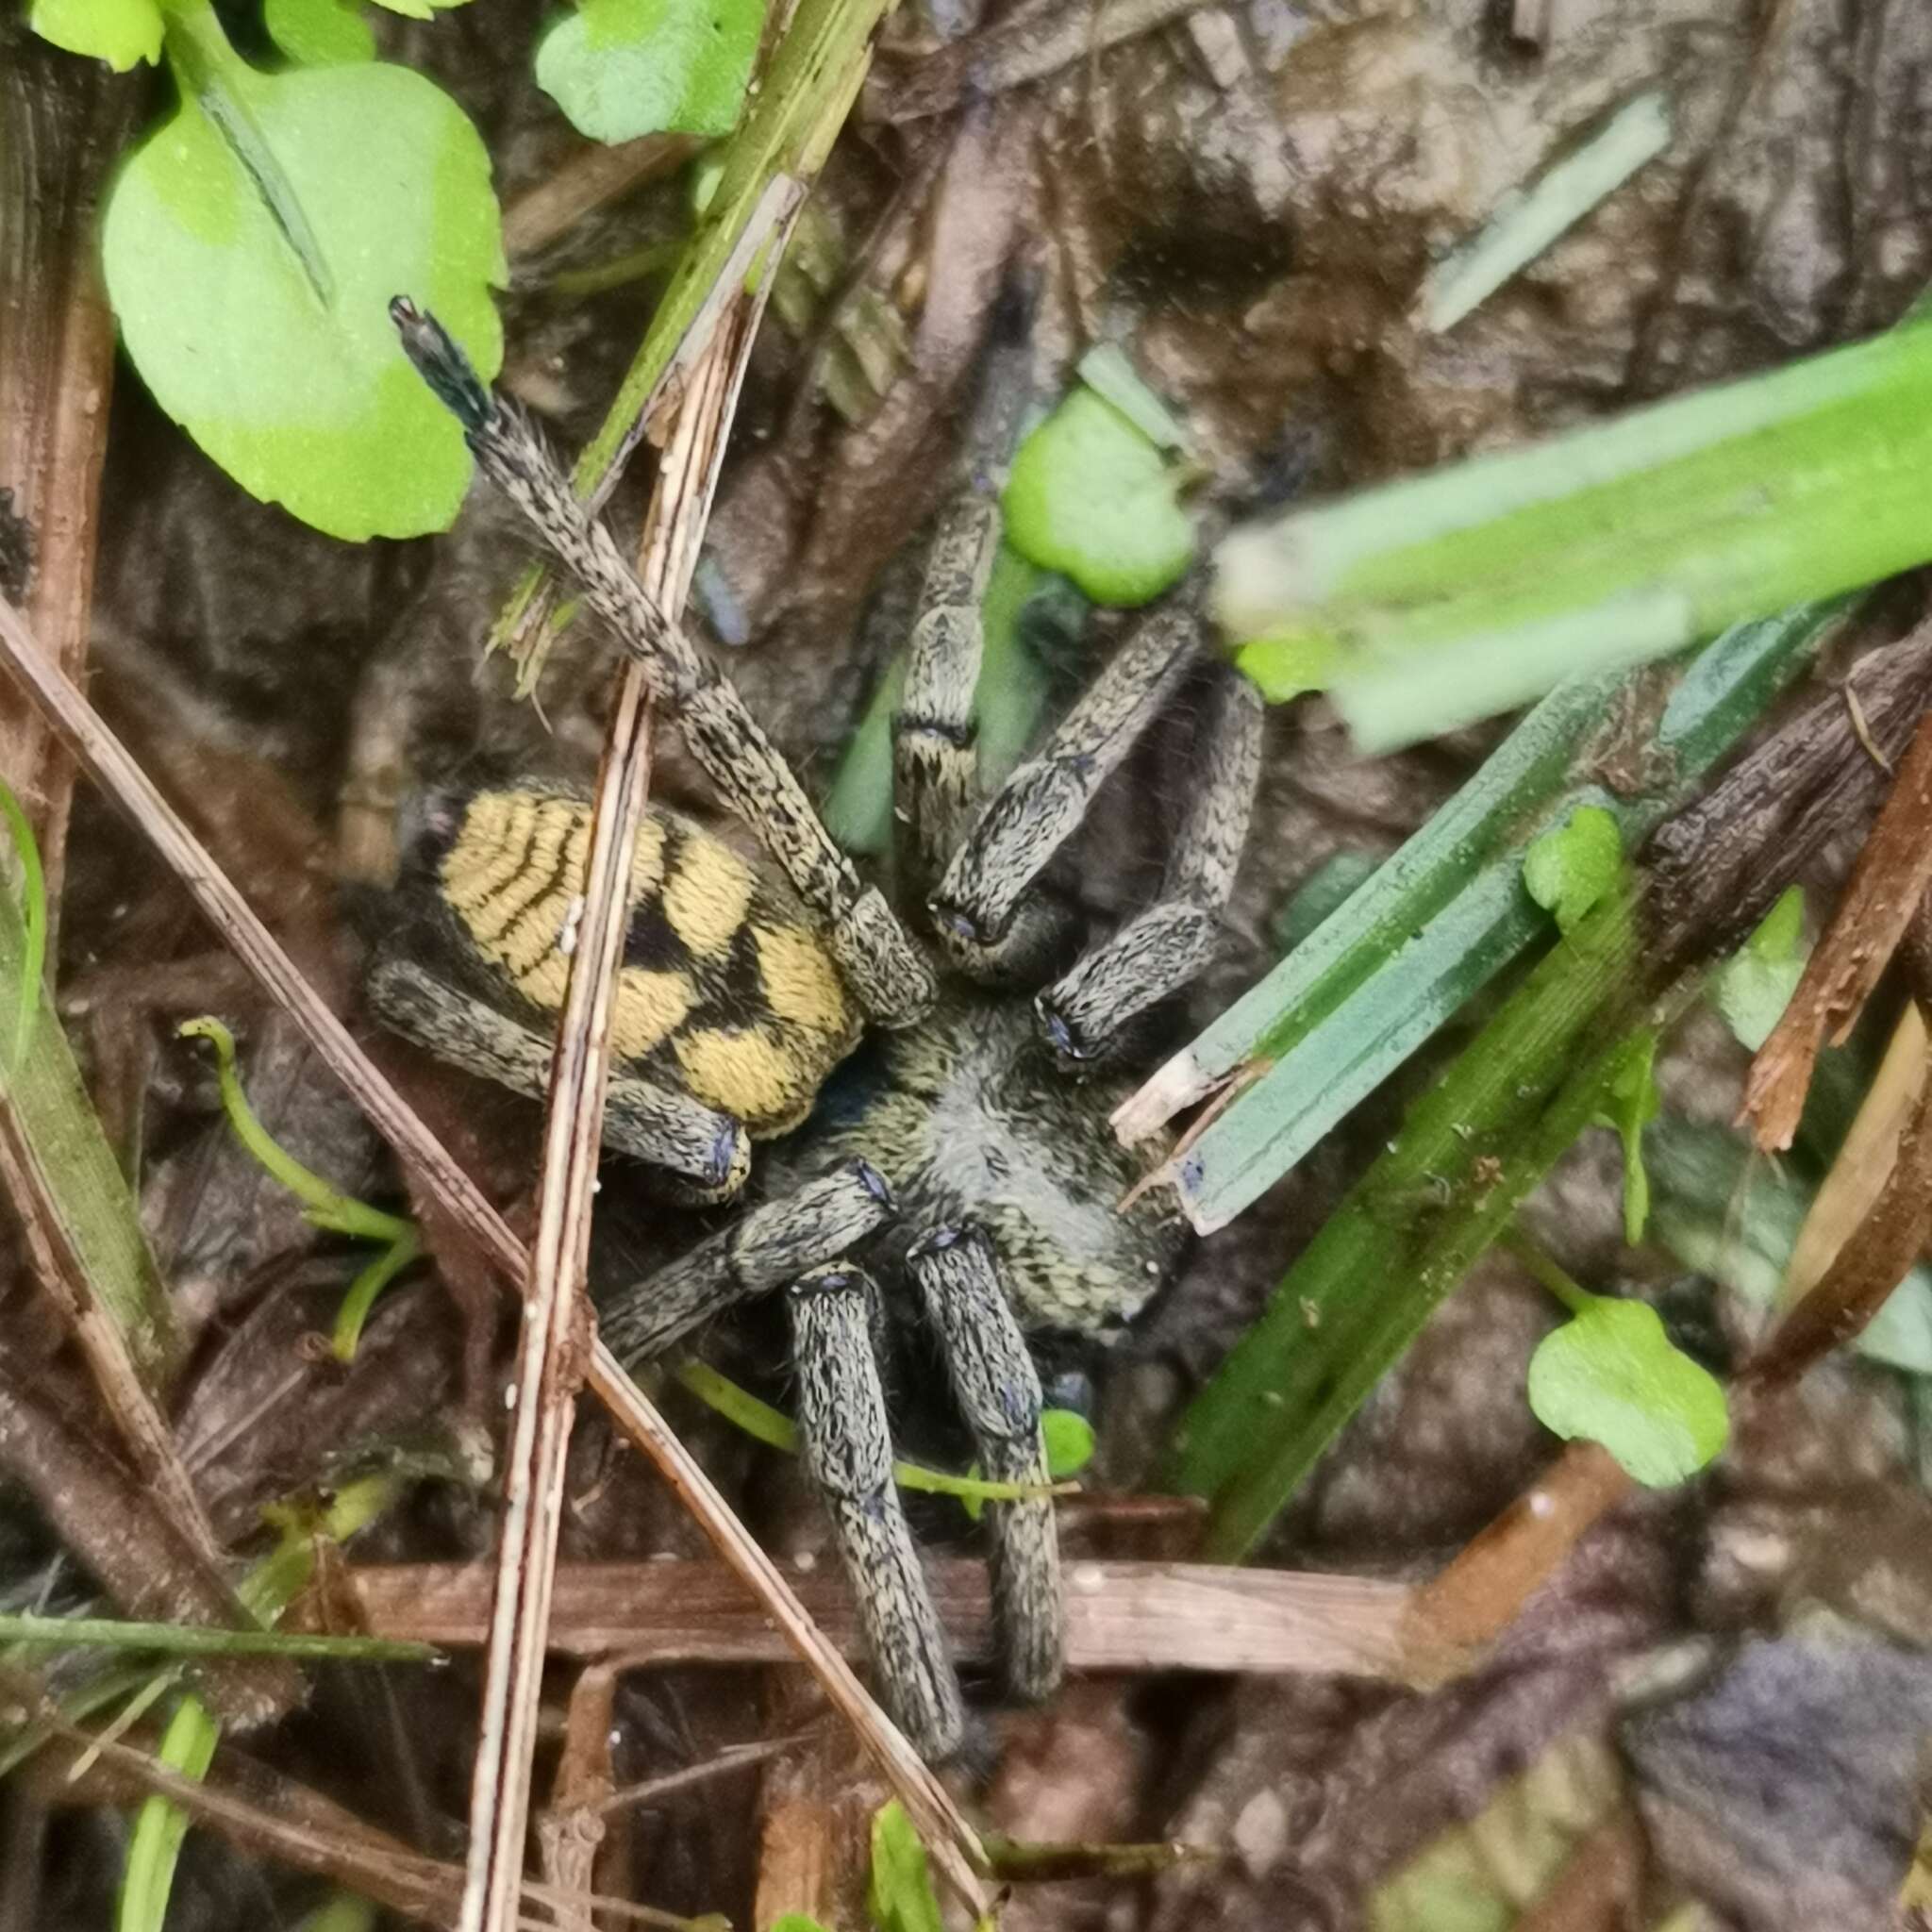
[
  {"xmin": 1511, "ymin": 1237, "xmax": 1728, "ymax": 1487},
  {"xmin": 180, "ymin": 1018, "xmax": 419, "ymax": 1359},
  {"xmin": 0, "ymin": 776, "xmax": 47, "ymax": 1074}
]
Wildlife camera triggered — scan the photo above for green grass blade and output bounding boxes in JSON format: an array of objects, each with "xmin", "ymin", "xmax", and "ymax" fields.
[
  {"xmin": 0, "ymin": 864, "xmax": 180, "ymax": 1380},
  {"xmin": 1167, "ymin": 881, "xmax": 1702, "ymax": 1557},
  {"xmin": 1121, "ymin": 600, "xmax": 1835, "ymax": 1229},
  {"xmin": 1219, "ymin": 315, "xmax": 1932, "ymax": 747},
  {"xmin": 118, "ymin": 1694, "xmax": 220, "ymax": 1932},
  {"xmin": 0, "ymin": 1612, "xmax": 437, "ymax": 1663},
  {"xmin": 0, "ymin": 776, "xmax": 47, "ymax": 1072}
]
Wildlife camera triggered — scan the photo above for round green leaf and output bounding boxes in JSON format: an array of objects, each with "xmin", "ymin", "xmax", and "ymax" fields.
[
  {"xmin": 29, "ymin": 0, "xmax": 163, "ymax": 69},
  {"xmin": 1002, "ymin": 390, "xmax": 1197, "ymax": 607},
  {"xmin": 264, "ymin": 0, "xmax": 376, "ymax": 65},
  {"xmin": 102, "ymin": 45, "xmax": 504, "ymax": 541},
  {"xmin": 536, "ymin": 0, "xmax": 766, "ymax": 144},
  {"xmin": 1526, "ymin": 1295, "xmax": 1728, "ymax": 1488},
  {"xmin": 1522, "ymin": 803, "xmax": 1622, "ymax": 935},
  {"xmin": 1713, "ymin": 883, "xmax": 1808, "ymax": 1051},
  {"xmin": 1041, "ymin": 1407, "xmax": 1096, "ymax": 1478}
]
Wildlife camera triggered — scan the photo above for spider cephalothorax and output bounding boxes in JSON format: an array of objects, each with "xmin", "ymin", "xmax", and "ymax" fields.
[{"xmin": 371, "ymin": 300, "xmax": 1260, "ymax": 1760}]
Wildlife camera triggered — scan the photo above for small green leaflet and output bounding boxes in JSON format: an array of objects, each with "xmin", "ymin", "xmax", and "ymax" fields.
[
  {"xmin": 1041, "ymin": 1407, "xmax": 1096, "ymax": 1479},
  {"xmin": 101, "ymin": 1, "xmax": 504, "ymax": 541},
  {"xmin": 1594, "ymin": 1028, "xmax": 1659, "ymax": 1244},
  {"xmin": 28, "ymin": 0, "xmax": 163, "ymax": 68},
  {"xmin": 868, "ymin": 1802, "xmax": 944, "ymax": 1932},
  {"xmin": 537, "ymin": 0, "xmax": 767, "ymax": 144},
  {"xmin": 963, "ymin": 1406, "xmax": 1092, "ymax": 1522},
  {"xmin": 1526, "ymin": 1291, "xmax": 1727, "ymax": 1487},
  {"xmin": 1003, "ymin": 389, "xmax": 1196, "ymax": 607},
  {"xmin": 1713, "ymin": 884, "xmax": 1808, "ymax": 1052},
  {"xmin": 264, "ymin": 0, "xmax": 376, "ymax": 65},
  {"xmin": 767, "ymin": 1920, "xmax": 833, "ymax": 1932},
  {"xmin": 118, "ymin": 1694, "xmax": 221, "ymax": 1932},
  {"xmin": 1522, "ymin": 804, "xmax": 1622, "ymax": 935}
]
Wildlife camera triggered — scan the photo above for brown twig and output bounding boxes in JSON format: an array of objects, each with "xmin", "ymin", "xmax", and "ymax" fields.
[
  {"xmin": 863, "ymin": 0, "xmax": 1221, "ymax": 124},
  {"xmin": 1743, "ymin": 1056, "xmax": 1932, "ymax": 1391},
  {"xmin": 1398, "ymin": 1441, "xmax": 1632, "ymax": 1676},
  {"xmin": 350, "ymin": 1558, "xmax": 1415, "ymax": 1675},
  {"xmin": 0, "ymin": 37, "xmax": 133, "ymax": 919},
  {"xmin": 462, "ymin": 265, "xmax": 785, "ymax": 1932},
  {"xmin": 0, "ymin": 1362, "xmax": 296, "ymax": 1725},
  {"xmin": 0, "ymin": 587, "xmax": 990, "ymax": 1899},
  {"xmin": 502, "ymin": 135, "xmax": 698, "ymax": 265},
  {"xmin": 1741, "ymin": 692, "xmax": 1932, "ymax": 1151}
]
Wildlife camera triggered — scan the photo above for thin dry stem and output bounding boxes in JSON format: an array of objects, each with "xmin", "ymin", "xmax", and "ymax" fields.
[
  {"xmin": 350, "ymin": 1557, "xmax": 1416, "ymax": 1676},
  {"xmin": 1742, "ymin": 694, "xmax": 1932, "ymax": 1150},
  {"xmin": 462, "ymin": 272, "xmax": 780, "ymax": 1932},
  {"xmin": 1398, "ymin": 1441, "xmax": 1632, "ymax": 1677},
  {"xmin": 0, "ymin": 1098, "xmax": 205, "ymax": 1541},
  {"xmin": 0, "ymin": 46, "xmax": 132, "ymax": 918}
]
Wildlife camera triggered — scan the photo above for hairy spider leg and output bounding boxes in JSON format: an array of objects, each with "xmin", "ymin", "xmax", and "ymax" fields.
[
  {"xmin": 908, "ymin": 1224, "xmax": 1062, "ymax": 1704},
  {"xmin": 390, "ymin": 297, "xmax": 935, "ymax": 1031},
  {"xmin": 1036, "ymin": 663, "xmax": 1264, "ymax": 1063},
  {"xmin": 367, "ymin": 955, "xmax": 751, "ymax": 1201},
  {"xmin": 927, "ymin": 606, "xmax": 1202, "ymax": 976},
  {"xmin": 598, "ymin": 1158, "xmax": 893, "ymax": 1363},
  {"xmin": 787, "ymin": 1262, "xmax": 966, "ymax": 1762}
]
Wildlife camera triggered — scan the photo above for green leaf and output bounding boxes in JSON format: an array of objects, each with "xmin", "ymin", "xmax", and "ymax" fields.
[
  {"xmin": 1522, "ymin": 804, "xmax": 1622, "ymax": 935},
  {"xmin": 1713, "ymin": 884, "xmax": 1808, "ymax": 1051},
  {"xmin": 1074, "ymin": 342, "xmax": 1187, "ymax": 451},
  {"xmin": 768, "ymin": 1919, "xmax": 835, "ymax": 1932},
  {"xmin": 868, "ymin": 1802, "xmax": 944, "ymax": 1932},
  {"xmin": 264, "ymin": 0, "xmax": 376, "ymax": 65},
  {"xmin": 367, "ymin": 0, "xmax": 471, "ymax": 15},
  {"xmin": 537, "ymin": 0, "xmax": 767, "ymax": 144},
  {"xmin": 118, "ymin": 1695, "xmax": 221, "ymax": 1932},
  {"xmin": 101, "ymin": 5, "xmax": 504, "ymax": 541},
  {"xmin": 1002, "ymin": 389, "xmax": 1195, "ymax": 607},
  {"xmin": 1594, "ymin": 1029, "xmax": 1659, "ymax": 1243},
  {"xmin": 28, "ymin": 0, "xmax": 163, "ymax": 70},
  {"xmin": 1525, "ymin": 1291, "xmax": 1727, "ymax": 1487},
  {"xmin": 1041, "ymin": 1408, "xmax": 1095, "ymax": 1478}
]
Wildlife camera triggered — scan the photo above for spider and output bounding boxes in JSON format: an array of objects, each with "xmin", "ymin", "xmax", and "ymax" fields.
[{"xmin": 371, "ymin": 299, "xmax": 1263, "ymax": 1762}]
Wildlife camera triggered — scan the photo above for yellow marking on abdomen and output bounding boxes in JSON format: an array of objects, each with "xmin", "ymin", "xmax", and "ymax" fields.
[
  {"xmin": 754, "ymin": 922, "xmax": 858, "ymax": 1044},
  {"xmin": 675, "ymin": 1024, "xmax": 813, "ymax": 1133},
  {"xmin": 662, "ymin": 838, "xmax": 756, "ymax": 958},
  {"xmin": 441, "ymin": 791, "xmax": 538, "ymax": 917},
  {"xmin": 611, "ymin": 966, "xmax": 698, "ymax": 1058},
  {"xmin": 457, "ymin": 796, "xmax": 579, "ymax": 943}
]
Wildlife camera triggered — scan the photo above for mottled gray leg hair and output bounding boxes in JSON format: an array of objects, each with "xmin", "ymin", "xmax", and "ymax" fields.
[
  {"xmin": 891, "ymin": 491, "xmax": 998, "ymax": 902},
  {"xmin": 908, "ymin": 1224, "xmax": 1063, "ymax": 1705},
  {"xmin": 928, "ymin": 607, "xmax": 1201, "ymax": 975},
  {"xmin": 390, "ymin": 300, "xmax": 934, "ymax": 1030},
  {"xmin": 787, "ymin": 1263, "xmax": 965, "ymax": 1761},
  {"xmin": 1035, "ymin": 665, "xmax": 1264, "ymax": 1063},
  {"xmin": 598, "ymin": 1160, "xmax": 894, "ymax": 1364},
  {"xmin": 367, "ymin": 955, "xmax": 750, "ymax": 1200}
]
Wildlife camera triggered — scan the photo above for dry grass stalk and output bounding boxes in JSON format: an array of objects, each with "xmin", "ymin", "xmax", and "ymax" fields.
[
  {"xmin": 0, "ymin": 45, "xmax": 132, "ymax": 915},
  {"xmin": 462, "ymin": 269, "xmax": 781, "ymax": 1932},
  {"xmin": 1744, "ymin": 1057, "xmax": 1932, "ymax": 1390},
  {"xmin": 1741, "ymin": 692, "xmax": 1932, "ymax": 1150},
  {"xmin": 502, "ymin": 135, "xmax": 698, "ymax": 264},
  {"xmin": 0, "ymin": 582, "xmax": 990, "ymax": 1900},
  {"xmin": 864, "ymin": 0, "xmax": 1221, "ymax": 124},
  {"xmin": 0, "ymin": 1098, "xmax": 204, "ymax": 1540},
  {"xmin": 1398, "ymin": 1441, "xmax": 1632, "ymax": 1676},
  {"xmin": 0, "ymin": 1360, "xmax": 296, "ymax": 1726},
  {"xmin": 38, "ymin": 1721, "xmax": 708, "ymax": 1932},
  {"xmin": 350, "ymin": 1557, "xmax": 1416, "ymax": 1676},
  {"xmin": 1777, "ymin": 999, "xmax": 1929, "ymax": 1309}
]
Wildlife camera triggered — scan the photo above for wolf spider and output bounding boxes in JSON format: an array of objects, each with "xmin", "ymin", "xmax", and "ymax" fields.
[{"xmin": 373, "ymin": 300, "xmax": 1262, "ymax": 1761}]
